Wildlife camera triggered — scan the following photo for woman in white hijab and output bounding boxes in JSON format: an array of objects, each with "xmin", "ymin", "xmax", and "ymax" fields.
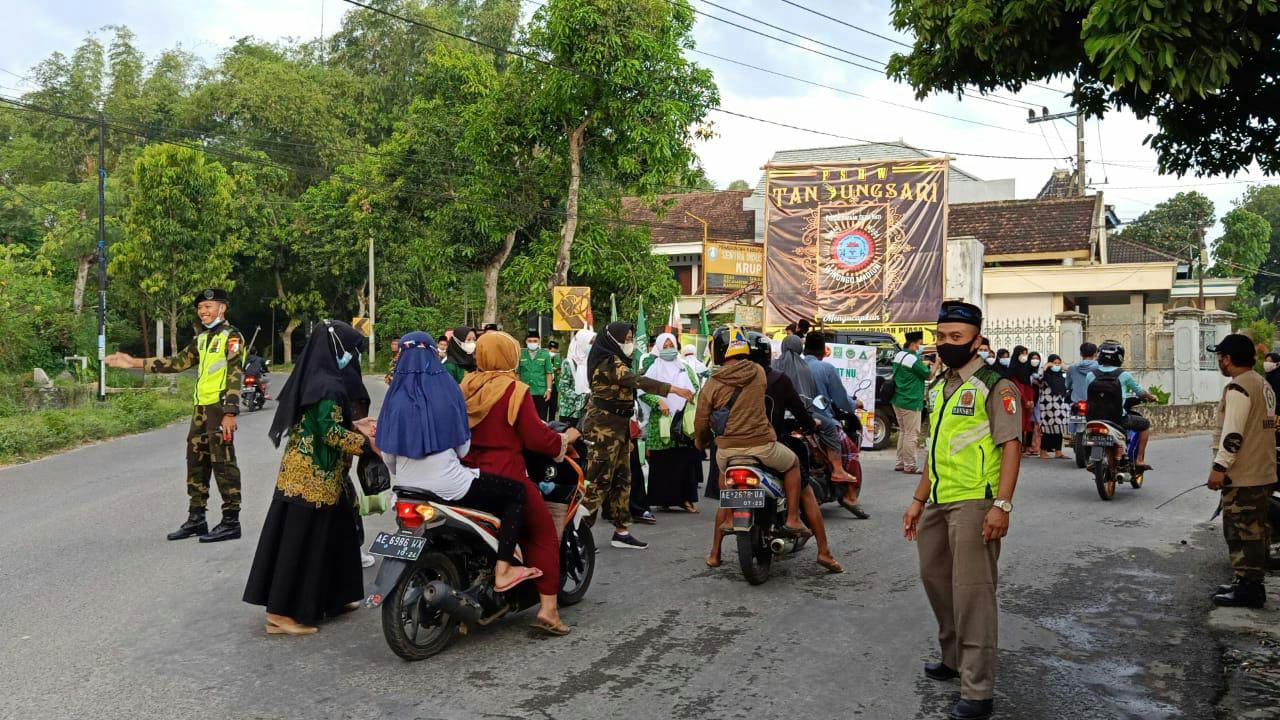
[
  {"xmin": 639, "ymin": 333, "xmax": 703, "ymax": 512},
  {"xmin": 556, "ymin": 328, "xmax": 596, "ymax": 425},
  {"xmin": 681, "ymin": 343, "xmax": 707, "ymax": 375}
]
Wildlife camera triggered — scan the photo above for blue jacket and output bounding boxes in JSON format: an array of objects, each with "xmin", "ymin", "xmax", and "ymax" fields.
[
  {"xmin": 1066, "ymin": 359, "xmax": 1098, "ymax": 403},
  {"xmin": 805, "ymin": 355, "xmax": 854, "ymax": 418}
]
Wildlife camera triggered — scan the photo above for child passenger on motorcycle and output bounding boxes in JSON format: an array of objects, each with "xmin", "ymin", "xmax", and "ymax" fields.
[{"xmin": 377, "ymin": 332, "xmax": 544, "ymax": 595}]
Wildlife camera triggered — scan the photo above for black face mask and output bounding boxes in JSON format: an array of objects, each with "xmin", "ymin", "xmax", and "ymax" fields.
[{"xmin": 936, "ymin": 342, "xmax": 977, "ymax": 369}]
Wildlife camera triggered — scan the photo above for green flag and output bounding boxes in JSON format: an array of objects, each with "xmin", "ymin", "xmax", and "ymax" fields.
[
  {"xmin": 633, "ymin": 295, "xmax": 648, "ymax": 372},
  {"xmin": 610, "ymin": 293, "xmax": 618, "ymax": 322},
  {"xmin": 699, "ymin": 296, "xmax": 710, "ymax": 337}
]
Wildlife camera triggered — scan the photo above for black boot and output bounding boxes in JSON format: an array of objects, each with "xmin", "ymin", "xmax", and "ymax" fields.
[
  {"xmin": 924, "ymin": 662, "xmax": 961, "ymax": 681},
  {"xmin": 1216, "ymin": 577, "xmax": 1243, "ymax": 595},
  {"xmin": 1213, "ymin": 578, "xmax": 1266, "ymax": 608},
  {"xmin": 949, "ymin": 699, "xmax": 994, "ymax": 720},
  {"xmin": 199, "ymin": 511, "xmax": 241, "ymax": 543},
  {"xmin": 166, "ymin": 510, "xmax": 207, "ymax": 541}
]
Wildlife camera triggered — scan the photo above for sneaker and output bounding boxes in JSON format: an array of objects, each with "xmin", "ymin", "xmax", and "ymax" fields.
[
  {"xmin": 611, "ymin": 532, "xmax": 648, "ymax": 550},
  {"xmin": 361, "ymin": 552, "xmax": 376, "ymax": 568}
]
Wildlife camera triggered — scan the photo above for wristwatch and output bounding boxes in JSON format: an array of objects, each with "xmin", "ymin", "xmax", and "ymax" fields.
[{"xmin": 993, "ymin": 499, "xmax": 1013, "ymax": 513}]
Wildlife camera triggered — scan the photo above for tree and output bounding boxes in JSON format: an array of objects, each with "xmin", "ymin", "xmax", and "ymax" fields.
[
  {"xmin": 518, "ymin": 0, "xmax": 719, "ymax": 290},
  {"xmin": 112, "ymin": 145, "xmax": 239, "ymax": 352},
  {"xmin": 1116, "ymin": 192, "xmax": 1215, "ymax": 262},
  {"xmin": 726, "ymin": 179, "xmax": 750, "ymax": 191},
  {"xmin": 1235, "ymin": 185, "xmax": 1280, "ymax": 316},
  {"xmin": 1210, "ymin": 207, "xmax": 1271, "ymax": 322},
  {"xmin": 886, "ymin": 0, "xmax": 1280, "ymax": 176}
]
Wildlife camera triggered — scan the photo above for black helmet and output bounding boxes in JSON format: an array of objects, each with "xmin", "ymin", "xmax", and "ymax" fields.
[
  {"xmin": 1097, "ymin": 340, "xmax": 1125, "ymax": 367},
  {"xmin": 746, "ymin": 331, "xmax": 771, "ymax": 370},
  {"xmin": 711, "ymin": 325, "xmax": 731, "ymax": 365}
]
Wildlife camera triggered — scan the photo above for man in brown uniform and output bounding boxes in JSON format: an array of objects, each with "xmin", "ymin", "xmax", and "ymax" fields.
[
  {"xmin": 1207, "ymin": 334, "xmax": 1277, "ymax": 608},
  {"xmin": 106, "ymin": 288, "xmax": 245, "ymax": 542},
  {"xmin": 903, "ymin": 301, "xmax": 1023, "ymax": 720}
]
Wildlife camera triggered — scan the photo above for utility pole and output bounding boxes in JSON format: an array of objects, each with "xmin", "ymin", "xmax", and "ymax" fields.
[
  {"xmin": 96, "ymin": 110, "xmax": 108, "ymax": 402},
  {"xmin": 1027, "ymin": 107, "xmax": 1086, "ymax": 195},
  {"xmin": 1197, "ymin": 226, "xmax": 1206, "ymax": 310},
  {"xmin": 368, "ymin": 233, "xmax": 376, "ymax": 370}
]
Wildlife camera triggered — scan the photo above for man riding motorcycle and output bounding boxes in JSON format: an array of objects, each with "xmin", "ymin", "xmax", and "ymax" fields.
[
  {"xmin": 1085, "ymin": 340, "xmax": 1156, "ymax": 471},
  {"xmin": 705, "ymin": 331, "xmax": 844, "ymax": 573}
]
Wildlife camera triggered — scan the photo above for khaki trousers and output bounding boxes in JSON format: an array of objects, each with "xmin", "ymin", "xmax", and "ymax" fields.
[
  {"xmin": 894, "ymin": 406, "xmax": 921, "ymax": 469},
  {"xmin": 917, "ymin": 499, "xmax": 1000, "ymax": 700}
]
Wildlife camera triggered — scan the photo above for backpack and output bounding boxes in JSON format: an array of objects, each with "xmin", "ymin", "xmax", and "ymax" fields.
[
  {"xmin": 710, "ymin": 385, "xmax": 745, "ymax": 437},
  {"xmin": 1086, "ymin": 368, "xmax": 1124, "ymax": 422}
]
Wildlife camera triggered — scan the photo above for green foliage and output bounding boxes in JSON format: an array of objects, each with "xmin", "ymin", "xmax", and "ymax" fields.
[
  {"xmin": 1240, "ymin": 320, "xmax": 1277, "ymax": 362},
  {"xmin": 0, "ymin": 246, "xmax": 81, "ymax": 372},
  {"xmin": 1146, "ymin": 385, "xmax": 1170, "ymax": 406},
  {"xmin": 1116, "ymin": 192, "xmax": 1215, "ymax": 261},
  {"xmin": 377, "ymin": 298, "xmax": 451, "ymax": 341},
  {"xmin": 886, "ymin": 0, "xmax": 1280, "ymax": 175},
  {"xmin": 726, "ymin": 179, "xmax": 751, "ymax": 191},
  {"xmin": 1233, "ymin": 185, "xmax": 1280, "ymax": 308}
]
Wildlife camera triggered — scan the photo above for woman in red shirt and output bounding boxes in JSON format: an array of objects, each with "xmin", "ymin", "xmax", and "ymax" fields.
[{"xmin": 461, "ymin": 331, "xmax": 579, "ymax": 636}]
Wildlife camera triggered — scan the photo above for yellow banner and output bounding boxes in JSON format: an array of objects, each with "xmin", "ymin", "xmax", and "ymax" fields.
[
  {"xmin": 552, "ymin": 286, "xmax": 592, "ymax": 331},
  {"xmin": 705, "ymin": 241, "xmax": 763, "ymax": 292}
]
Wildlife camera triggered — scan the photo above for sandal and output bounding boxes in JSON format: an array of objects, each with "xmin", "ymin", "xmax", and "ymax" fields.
[
  {"xmin": 838, "ymin": 498, "xmax": 870, "ymax": 520},
  {"xmin": 495, "ymin": 567, "xmax": 544, "ymax": 593},
  {"xmin": 817, "ymin": 557, "xmax": 844, "ymax": 574},
  {"xmin": 632, "ymin": 511, "xmax": 658, "ymax": 525},
  {"xmin": 529, "ymin": 619, "xmax": 572, "ymax": 636},
  {"xmin": 682, "ymin": 502, "xmax": 700, "ymax": 514},
  {"xmin": 779, "ymin": 524, "xmax": 813, "ymax": 539}
]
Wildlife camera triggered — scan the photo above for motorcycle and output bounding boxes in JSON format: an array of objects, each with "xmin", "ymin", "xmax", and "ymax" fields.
[
  {"xmin": 1077, "ymin": 398, "xmax": 1146, "ymax": 501},
  {"xmin": 241, "ymin": 355, "xmax": 270, "ymax": 412},
  {"xmin": 719, "ymin": 455, "xmax": 811, "ymax": 585},
  {"xmin": 1070, "ymin": 399, "xmax": 1088, "ymax": 468},
  {"xmin": 787, "ymin": 395, "xmax": 864, "ymax": 513},
  {"xmin": 366, "ymin": 430, "xmax": 595, "ymax": 661}
]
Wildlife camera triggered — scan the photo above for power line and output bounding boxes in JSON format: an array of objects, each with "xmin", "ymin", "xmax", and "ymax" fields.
[
  {"xmin": 690, "ymin": 49, "xmax": 1038, "ymax": 136},
  {"xmin": 341, "ymin": 0, "xmax": 1073, "ymax": 162},
  {"xmin": 693, "ymin": 0, "xmax": 886, "ymax": 69}
]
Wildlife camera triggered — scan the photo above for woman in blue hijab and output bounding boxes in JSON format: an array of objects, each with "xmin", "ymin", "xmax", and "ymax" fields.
[{"xmin": 378, "ymin": 331, "xmax": 541, "ymax": 593}]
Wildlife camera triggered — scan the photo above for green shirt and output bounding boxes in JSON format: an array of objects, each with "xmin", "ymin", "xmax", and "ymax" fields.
[
  {"xmin": 518, "ymin": 347, "xmax": 555, "ymax": 395},
  {"xmin": 443, "ymin": 361, "xmax": 467, "ymax": 384},
  {"xmin": 891, "ymin": 348, "xmax": 930, "ymax": 411}
]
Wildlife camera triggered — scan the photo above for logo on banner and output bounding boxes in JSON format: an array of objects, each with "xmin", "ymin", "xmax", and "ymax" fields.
[{"xmin": 832, "ymin": 229, "xmax": 875, "ymax": 272}]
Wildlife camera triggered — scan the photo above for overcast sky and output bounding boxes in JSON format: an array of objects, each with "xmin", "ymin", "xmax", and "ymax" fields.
[{"xmin": 3, "ymin": 0, "xmax": 1271, "ymax": 240}]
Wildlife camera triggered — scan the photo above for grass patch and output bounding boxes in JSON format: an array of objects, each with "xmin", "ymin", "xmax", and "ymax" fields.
[{"xmin": 0, "ymin": 377, "xmax": 195, "ymax": 465}]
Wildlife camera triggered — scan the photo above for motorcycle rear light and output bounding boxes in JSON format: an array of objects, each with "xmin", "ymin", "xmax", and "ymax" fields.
[
  {"xmin": 395, "ymin": 502, "xmax": 436, "ymax": 529},
  {"xmin": 1075, "ymin": 401, "xmax": 1087, "ymax": 413},
  {"xmin": 244, "ymin": 376, "xmax": 256, "ymax": 385},
  {"xmin": 725, "ymin": 468, "xmax": 759, "ymax": 487}
]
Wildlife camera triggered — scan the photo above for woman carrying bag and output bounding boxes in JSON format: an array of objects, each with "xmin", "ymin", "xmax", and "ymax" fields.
[{"xmin": 639, "ymin": 332, "xmax": 703, "ymax": 513}]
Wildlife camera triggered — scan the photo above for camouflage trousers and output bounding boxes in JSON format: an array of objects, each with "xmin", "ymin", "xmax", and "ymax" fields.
[
  {"xmin": 1221, "ymin": 484, "xmax": 1273, "ymax": 581},
  {"xmin": 186, "ymin": 404, "xmax": 242, "ymax": 513},
  {"xmin": 581, "ymin": 409, "xmax": 634, "ymax": 529}
]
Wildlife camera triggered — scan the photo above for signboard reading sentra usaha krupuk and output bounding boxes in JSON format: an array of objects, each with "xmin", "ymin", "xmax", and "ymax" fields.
[{"xmin": 763, "ymin": 159, "xmax": 948, "ymax": 328}]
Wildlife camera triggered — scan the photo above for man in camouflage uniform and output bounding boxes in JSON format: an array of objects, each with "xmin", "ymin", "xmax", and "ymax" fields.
[
  {"xmin": 581, "ymin": 322, "xmax": 692, "ymax": 550},
  {"xmin": 1206, "ymin": 334, "xmax": 1277, "ymax": 608},
  {"xmin": 106, "ymin": 288, "xmax": 245, "ymax": 543}
]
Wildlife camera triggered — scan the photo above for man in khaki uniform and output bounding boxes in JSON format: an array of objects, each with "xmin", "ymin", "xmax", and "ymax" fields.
[
  {"xmin": 1206, "ymin": 334, "xmax": 1277, "ymax": 608},
  {"xmin": 903, "ymin": 301, "xmax": 1023, "ymax": 720}
]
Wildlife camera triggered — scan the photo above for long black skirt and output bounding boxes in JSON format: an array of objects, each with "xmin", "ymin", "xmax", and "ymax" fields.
[
  {"xmin": 647, "ymin": 446, "xmax": 704, "ymax": 507},
  {"xmin": 243, "ymin": 495, "xmax": 364, "ymax": 626}
]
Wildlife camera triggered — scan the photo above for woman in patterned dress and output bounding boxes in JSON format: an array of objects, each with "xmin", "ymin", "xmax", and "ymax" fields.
[
  {"xmin": 638, "ymin": 332, "xmax": 703, "ymax": 512},
  {"xmin": 1035, "ymin": 354, "xmax": 1072, "ymax": 459},
  {"xmin": 244, "ymin": 320, "xmax": 376, "ymax": 636},
  {"xmin": 556, "ymin": 328, "xmax": 595, "ymax": 425}
]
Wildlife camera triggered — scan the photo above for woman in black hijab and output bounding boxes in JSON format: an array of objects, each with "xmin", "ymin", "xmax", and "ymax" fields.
[
  {"xmin": 1035, "ymin": 354, "xmax": 1072, "ymax": 459},
  {"xmin": 444, "ymin": 326, "xmax": 477, "ymax": 384},
  {"xmin": 245, "ymin": 320, "xmax": 376, "ymax": 636},
  {"xmin": 1008, "ymin": 345, "xmax": 1036, "ymax": 453}
]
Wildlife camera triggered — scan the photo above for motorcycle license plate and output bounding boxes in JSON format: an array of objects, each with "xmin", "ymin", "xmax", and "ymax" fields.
[
  {"xmin": 1084, "ymin": 433, "xmax": 1115, "ymax": 447},
  {"xmin": 720, "ymin": 489, "xmax": 766, "ymax": 509},
  {"xmin": 369, "ymin": 531, "xmax": 426, "ymax": 561}
]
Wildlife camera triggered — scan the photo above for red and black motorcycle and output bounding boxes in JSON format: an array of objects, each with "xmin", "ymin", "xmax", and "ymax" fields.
[{"xmin": 366, "ymin": 430, "xmax": 595, "ymax": 661}]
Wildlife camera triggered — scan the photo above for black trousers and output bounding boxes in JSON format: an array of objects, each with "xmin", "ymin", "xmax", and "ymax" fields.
[
  {"xmin": 457, "ymin": 473, "xmax": 528, "ymax": 565},
  {"xmin": 629, "ymin": 446, "xmax": 649, "ymax": 516},
  {"xmin": 532, "ymin": 395, "xmax": 551, "ymax": 422},
  {"xmin": 1041, "ymin": 433, "xmax": 1063, "ymax": 452}
]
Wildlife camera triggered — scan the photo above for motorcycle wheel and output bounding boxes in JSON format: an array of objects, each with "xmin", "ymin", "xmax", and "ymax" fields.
[
  {"xmin": 1093, "ymin": 458, "xmax": 1116, "ymax": 501},
  {"xmin": 1073, "ymin": 435, "xmax": 1087, "ymax": 468},
  {"xmin": 558, "ymin": 522, "xmax": 596, "ymax": 606},
  {"xmin": 736, "ymin": 524, "xmax": 772, "ymax": 585},
  {"xmin": 381, "ymin": 552, "xmax": 460, "ymax": 662}
]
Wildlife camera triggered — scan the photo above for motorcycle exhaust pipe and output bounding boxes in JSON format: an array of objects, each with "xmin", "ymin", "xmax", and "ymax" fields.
[
  {"xmin": 422, "ymin": 580, "xmax": 482, "ymax": 625},
  {"xmin": 769, "ymin": 537, "xmax": 796, "ymax": 555}
]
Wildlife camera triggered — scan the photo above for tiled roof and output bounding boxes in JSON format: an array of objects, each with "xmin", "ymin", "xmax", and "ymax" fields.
[
  {"xmin": 1036, "ymin": 168, "xmax": 1081, "ymax": 199},
  {"xmin": 623, "ymin": 190, "xmax": 755, "ymax": 245},
  {"xmin": 754, "ymin": 141, "xmax": 982, "ymax": 195},
  {"xmin": 949, "ymin": 195, "xmax": 1099, "ymax": 257},
  {"xmin": 1108, "ymin": 236, "xmax": 1180, "ymax": 264}
]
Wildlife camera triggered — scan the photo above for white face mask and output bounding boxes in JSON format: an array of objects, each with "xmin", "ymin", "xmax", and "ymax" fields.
[
  {"xmin": 461, "ymin": 341, "xmax": 477, "ymax": 354},
  {"xmin": 621, "ymin": 342, "xmax": 636, "ymax": 356},
  {"xmin": 985, "ymin": 356, "xmax": 996, "ymax": 365},
  {"xmin": 1030, "ymin": 359, "xmax": 1040, "ymax": 368},
  {"xmin": 1017, "ymin": 354, "xmax": 1029, "ymax": 363},
  {"xmin": 527, "ymin": 342, "xmax": 539, "ymax": 351},
  {"xmin": 1265, "ymin": 360, "xmax": 1278, "ymax": 372},
  {"xmin": 1051, "ymin": 364, "xmax": 1064, "ymax": 372}
]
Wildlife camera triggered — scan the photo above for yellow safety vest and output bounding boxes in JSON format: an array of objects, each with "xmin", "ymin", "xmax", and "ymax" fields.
[
  {"xmin": 925, "ymin": 366, "xmax": 1003, "ymax": 504},
  {"xmin": 195, "ymin": 329, "xmax": 232, "ymax": 406}
]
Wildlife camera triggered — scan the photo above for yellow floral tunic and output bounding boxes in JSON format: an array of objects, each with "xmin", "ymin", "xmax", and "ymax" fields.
[{"xmin": 275, "ymin": 399, "xmax": 366, "ymax": 508}]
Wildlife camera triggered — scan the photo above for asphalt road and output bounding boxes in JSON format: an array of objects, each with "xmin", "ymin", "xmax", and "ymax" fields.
[{"xmin": 0, "ymin": 380, "xmax": 1229, "ymax": 720}]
